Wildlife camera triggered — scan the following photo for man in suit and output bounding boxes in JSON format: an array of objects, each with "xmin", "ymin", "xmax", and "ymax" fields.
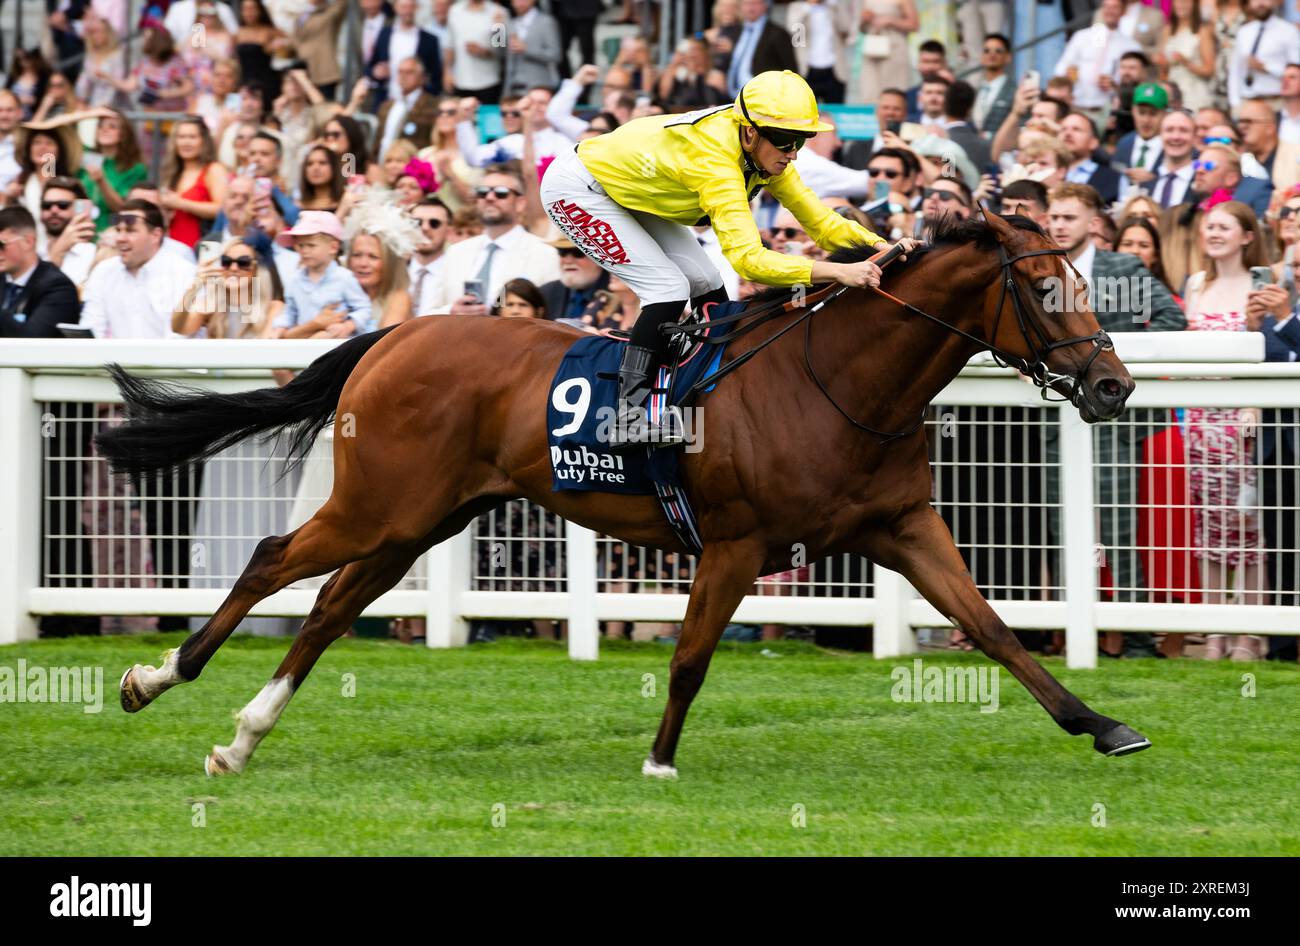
[
  {"xmin": 0, "ymin": 205, "xmax": 99, "ymax": 636},
  {"xmin": 1114, "ymin": 82, "xmax": 1167, "ymax": 201},
  {"xmin": 1239, "ymin": 98, "xmax": 1300, "ymax": 195},
  {"xmin": 427, "ymin": 163, "xmax": 559, "ymax": 314},
  {"xmin": 367, "ymin": 0, "xmax": 443, "ymax": 107},
  {"xmin": 551, "ymin": 0, "xmax": 604, "ymax": 81},
  {"xmin": 725, "ymin": 0, "xmax": 798, "ymax": 98},
  {"xmin": 1061, "ymin": 111, "xmax": 1122, "ymax": 205},
  {"xmin": 943, "ymin": 80, "xmax": 993, "ymax": 172},
  {"xmin": 973, "ymin": 33, "xmax": 1015, "ymax": 138},
  {"xmin": 1257, "ymin": 300, "xmax": 1300, "ymax": 658},
  {"xmin": 1045, "ymin": 183, "xmax": 1186, "ymax": 657},
  {"xmin": 375, "ymin": 58, "xmax": 442, "ymax": 157},
  {"xmin": 906, "ymin": 40, "xmax": 955, "ymax": 121},
  {"xmin": 504, "ymin": 0, "xmax": 562, "ymax": 97},
  {"xmin": 539, "ymin": 235, "xmax": 610, "ymax": 321}
]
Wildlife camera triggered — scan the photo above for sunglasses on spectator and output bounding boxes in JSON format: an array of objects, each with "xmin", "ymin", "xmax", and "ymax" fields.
[
  {"xmin": 501, "ymin": 110, "xmax": 523, "ymax": 119},
  {"xmin": 40, "ymin": 199, "xmax": 74, "ymax": 211},
  {"xmin": 1279, "ymin": 206, "xmax": 1300, "ymax": 219},
  {"xmin": 1193, "ymin": 159, "xmax": 1218, "ymax": 172},
  {"xmin": 220, "ymin": 254, "xmax": 256, "ymax": 271},
  {"xmin": 109, "ymin": 212, "xmax": 149, "ymax": 229},
  {"xmin": 772, "ymin": 227, "xmax": 803, "ymax": 239},
  {"xmin": 557, "ymin": 247, "xmax": 584, "ymax": 258},
  {"xmin": 756, "ymin": 127, "xmax": 808, "ymax": 153},
  {"xmin": 868, "ymin": 167, "xmax": 900, "ymax": 179},
  {"xmin": 1201, "ymin": 136, "xmax": 1234, "ymax": 146},
  {"xmin": 475, "ymin": 185, "xmax": 520, "ymax": 199},
  {"xmin": 924, "ymin": 188, "xmax": 968, "ymax": 206},
  {"xmin": 413, "ymin": 216, "xmax": 444, "ymax": 229}
]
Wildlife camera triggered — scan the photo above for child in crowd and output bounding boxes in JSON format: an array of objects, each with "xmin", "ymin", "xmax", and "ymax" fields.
[{"xmin": 273, "ymin": 210, "xmax": 372, "ymax": 338}]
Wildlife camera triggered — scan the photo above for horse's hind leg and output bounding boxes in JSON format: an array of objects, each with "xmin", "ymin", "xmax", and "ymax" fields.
[
  {"xmin": 204, "ymin": 543, "xmax": 422, "ymax": 775},
  {"xmin": 119, "ymin": 504, "xmax": 374, "ymax": 713},
  {"xmin": 869, "ymin": 506, "xmax": 1150, "ymax": 756}
]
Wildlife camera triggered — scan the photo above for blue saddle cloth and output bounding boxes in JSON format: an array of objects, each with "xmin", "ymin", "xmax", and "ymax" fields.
[{"xmin": 546, "ymin": 303, "xmax": 737, "ymax": 496}]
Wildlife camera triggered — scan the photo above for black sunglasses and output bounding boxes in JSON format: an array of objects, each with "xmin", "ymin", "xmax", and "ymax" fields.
[
  {"xmin": 1280, "ymin": 206, "xmax": 1300, "ymax": 219},
  {"xmin": 924, "ymin": 188, "xmax": 969, "ymax": 207},
  {"xmin": 413, "ymin": 216, "xmax": 444, "ymax": 229},
  {"xmin": 501, "ymin": 110, "xmax": 523, "ymax": 119},
  {"xmin": 40, "ymin": 199, "xmax": 74, "ymax": 211},
  {"xmin": 557, "ymin": 247, "xmax": 584, "ymax": 258},
  {"xmin": 772, "ymin": 227, "xmax": 803, "ymax": 239},
  {"xmin": 109, "ymin": 212, "xmax": 152, "ymax": 229},
  {"xmin": 475, "ymin": 185, "xmax": 520, "ymax": 199},
  {"xmin": 868, "ymin": 167, "xmax": 900, "ymax": 179},
  {"xmin": 220, "ymin": 254, "xmax": 256, "ymax": 271},
  {"xmin": 757, "ymin": 126, "xmax": 808, "ymax": 153}
]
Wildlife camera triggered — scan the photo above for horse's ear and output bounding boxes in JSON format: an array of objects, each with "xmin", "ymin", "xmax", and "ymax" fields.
[{"xmin": 982, "ymin": 202, "xmax": 1014, "ymax": 240}]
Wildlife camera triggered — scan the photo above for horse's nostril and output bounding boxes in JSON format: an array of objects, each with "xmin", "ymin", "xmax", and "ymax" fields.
[{"xmin": 1096, "ymin": 378, "xmax": 1123, "ymax": 402}]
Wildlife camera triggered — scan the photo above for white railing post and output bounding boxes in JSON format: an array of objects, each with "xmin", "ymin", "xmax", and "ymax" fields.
[
  {"xmin": 0, "ymin": 368, "xmax": 41, "ymax": 643},
  {"xmin": 1059, "ymin": 407, "xmax": 1098, "ymax": 669},
  {"xmin": 426, "ymin": 525, "xmax": 472, "ymax": 648},
  {"xmin": 565, "ymin": 522, "xmax": 599, "ymax": 660},
  {"xmin": 871, "ymin": 565, "xmax": 915, "ymax": 658}
]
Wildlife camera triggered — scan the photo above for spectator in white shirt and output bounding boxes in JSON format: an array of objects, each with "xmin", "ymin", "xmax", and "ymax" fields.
[
  {"xmin": 39, "ymin": 177, "xmax": 98, "ymax": 290},
  {"xmin": 1280, "ymin": 63, "xmax": 1300, "ymax": 145},
  {"xmin": 793, "ymin": 116, "xmax": 869, "ymax": 200},
  {"xmin": 0, "ymin": 91, "xmax": 21, "ymax": 192},
  {"xmin": 1055, "ymin": 0, "xmax": 1141, "ymax": 114},
  {"xmin": 81, "ymin": 199, "xmax": 197, "ymax": 338},
  {"xmin": 126, "ymin": 182, "xmax": 198, "ymax": 262},
  {"xmin": 429, "ymin": 163, "xmax": 559, "ymax": 315},
  {"xmin": 547, "ymin": 64, "xmax": 637, "ymax": 142},
  {"xmin": 409, "ymin": 196, "xmax": 450, "ymax": 316},
  {"xmin": 457, "ymin": 86, "xmax": 572, "ymax": 171},
  {"xmin": 1228, "ymin": 0, "xmax": 1300, "ymax": 109},
  {"xmin": 445, "ymin": 0, "xmax": 509, "ymax": 103}
]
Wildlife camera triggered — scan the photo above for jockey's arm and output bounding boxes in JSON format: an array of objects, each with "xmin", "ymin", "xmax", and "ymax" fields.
[{"xmin": 767, "ymin": 164, "xmax": 889, "ymax": 255}]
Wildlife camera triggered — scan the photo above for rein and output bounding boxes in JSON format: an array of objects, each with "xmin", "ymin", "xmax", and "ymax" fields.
[{"xmin": 664, "ymin": 235, "xmax": 1114, "ymax": 440}]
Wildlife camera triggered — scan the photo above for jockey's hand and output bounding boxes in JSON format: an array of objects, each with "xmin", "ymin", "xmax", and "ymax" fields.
[
  {"xmin": 831, "ymin": 259, "xmax": 883, "ymax": 290},
  {"xmin": 890, "ymin": 238, "xmax": 921, "ymax": 260}
]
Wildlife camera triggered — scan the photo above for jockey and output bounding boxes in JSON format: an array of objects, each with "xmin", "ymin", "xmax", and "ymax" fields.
[{"xmin": 540, "ymin": 69, "xmax": 911, "ymax": 449}]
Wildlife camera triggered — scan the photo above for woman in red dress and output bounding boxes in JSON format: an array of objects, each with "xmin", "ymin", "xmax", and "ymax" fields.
[{"xmin": 159, "ymin": 117, "xmax": 227, "ymax": 247}]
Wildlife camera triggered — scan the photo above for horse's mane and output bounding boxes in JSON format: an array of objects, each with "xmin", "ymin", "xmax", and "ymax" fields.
[{"xmin": 747, "ymin": 214, "xmax": 1047, "ymax": 308}]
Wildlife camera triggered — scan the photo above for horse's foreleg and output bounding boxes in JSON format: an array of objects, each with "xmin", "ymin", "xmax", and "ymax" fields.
[
  {"xmin": 873, "ymin": 506, "xmax": 1150, "ymax": 756},
  {"xmin": 205, "ymin": 543, "xmax": 423, "ymax": 776},
  {"xmin": 120, "ymin": 507, "xmax": 371, "ymax": 713},
  {"xmin": 646, "ymin": 540, "xmax": 767, "ymax": 777}
]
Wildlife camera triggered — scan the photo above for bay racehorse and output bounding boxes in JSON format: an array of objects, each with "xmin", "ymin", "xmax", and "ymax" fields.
[{"xmin": 97, "ymin": 210, "xmax": 1151, "ymax": 777}]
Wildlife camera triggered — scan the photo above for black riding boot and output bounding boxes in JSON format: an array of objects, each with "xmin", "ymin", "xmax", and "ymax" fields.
[{"xmin": 608, "ymin": 343, "xmax": 685, "ymax": 450}]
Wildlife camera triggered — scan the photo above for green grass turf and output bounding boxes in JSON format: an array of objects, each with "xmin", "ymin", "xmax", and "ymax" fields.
[{"xmin": 1, "ymin": 633, "xmax": 1296, "ymax": 855}]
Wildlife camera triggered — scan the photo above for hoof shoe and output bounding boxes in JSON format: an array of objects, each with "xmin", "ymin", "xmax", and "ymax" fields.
[
  {"xmin": 119, "ymin": 666, "xmax": 150, "ymax": 713},
  {"xmin": 641, "ymin": 757, "xmax": 678, "ymax": 779},
  {"xmin": 205, "ymin": 749, "xmax": 237, "ymax": 777},
  {"xmin": 1094, "ymin": 723, "xmax": 1152, "ymax": 757}
]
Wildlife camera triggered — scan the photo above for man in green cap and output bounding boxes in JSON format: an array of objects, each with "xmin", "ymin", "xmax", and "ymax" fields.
[{"xmin": 1116, "ymin": 82, "xmax": 1168, "ymax": 201}]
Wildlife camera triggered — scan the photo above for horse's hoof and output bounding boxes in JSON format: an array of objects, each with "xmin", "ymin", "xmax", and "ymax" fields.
[
  {"xmin": 205, "ymin": 749, "xmax": 237, "ymax": 777},
  {"xmin": 1094, "ymin": 723, "xmax": 1152, "ymax": 756},
  {"xmin": 119, "ymin": 666, "xmax": 151, "ymax": 713},
  {"xmin": 641, "ymin": 756, "xmax": 678, "ymax": 779}
]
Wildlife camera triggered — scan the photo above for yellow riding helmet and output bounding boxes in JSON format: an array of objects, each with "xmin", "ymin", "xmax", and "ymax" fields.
[{"xmin": 734, "ymin": 70, "xmax": 834, "ymax": 134}]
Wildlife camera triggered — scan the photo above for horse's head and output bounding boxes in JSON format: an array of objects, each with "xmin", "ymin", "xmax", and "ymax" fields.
[{"xmin": 976, "ymin": 208, "xmax": 1135, "ymax": 423}]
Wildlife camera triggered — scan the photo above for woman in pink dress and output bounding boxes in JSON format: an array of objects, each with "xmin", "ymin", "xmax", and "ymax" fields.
[{"xmin": 1182, "ymin": 202, "xmax": 1280, "ymax": 660}]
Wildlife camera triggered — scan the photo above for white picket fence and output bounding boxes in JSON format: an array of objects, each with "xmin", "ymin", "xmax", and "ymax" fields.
[{"xmin": 1, "ymin": 334, "xmax": 1298, "ymax": 669}]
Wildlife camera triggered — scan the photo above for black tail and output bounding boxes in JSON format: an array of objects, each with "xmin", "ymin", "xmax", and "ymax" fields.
[{"xmin": 95, "ymin": 327, "xmax": 398, "ymax": 478}]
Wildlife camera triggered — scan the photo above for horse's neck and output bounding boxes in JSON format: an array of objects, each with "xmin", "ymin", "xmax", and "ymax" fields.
[{"xmin": 821, "ymin": 254, "xmax": 994, "ymax": 433}]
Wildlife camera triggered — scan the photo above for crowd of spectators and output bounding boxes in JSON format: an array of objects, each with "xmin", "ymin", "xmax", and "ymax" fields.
[{"xmin": 2, "ymin": 0, "xmax": 1298, "ymax": 657}]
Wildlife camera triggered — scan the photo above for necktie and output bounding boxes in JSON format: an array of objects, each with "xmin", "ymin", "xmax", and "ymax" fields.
[
  {"xmin": 412, "ymin": 266, "xmax": 427, "ymax": 313},
  {"xmin": 1157, "ymin": 171, "xmax": 1176, "ymax": 208},
  {"xmin": 728, "ymin": 25, "xmax": 757, "ymax": 96},
  {"xmin": 475, "ymin": 242, "xmax": 499, "ymax": 299},
  {"xmin": 2, "ymin": 279, "xmax": 21, "ymax": 313},
  {"xmin": 1135, "ymin": 142, "xmax": 1148, "ymax": 169},
  {"xmin": 1245, "ymin": 21, "xmax": 1266, "ymax": 88}
]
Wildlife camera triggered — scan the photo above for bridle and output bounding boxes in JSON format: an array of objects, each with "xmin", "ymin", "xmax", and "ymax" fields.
[{"xmin": 666, "ymin": 230, "xmax": 1116, "ymax": 441}]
